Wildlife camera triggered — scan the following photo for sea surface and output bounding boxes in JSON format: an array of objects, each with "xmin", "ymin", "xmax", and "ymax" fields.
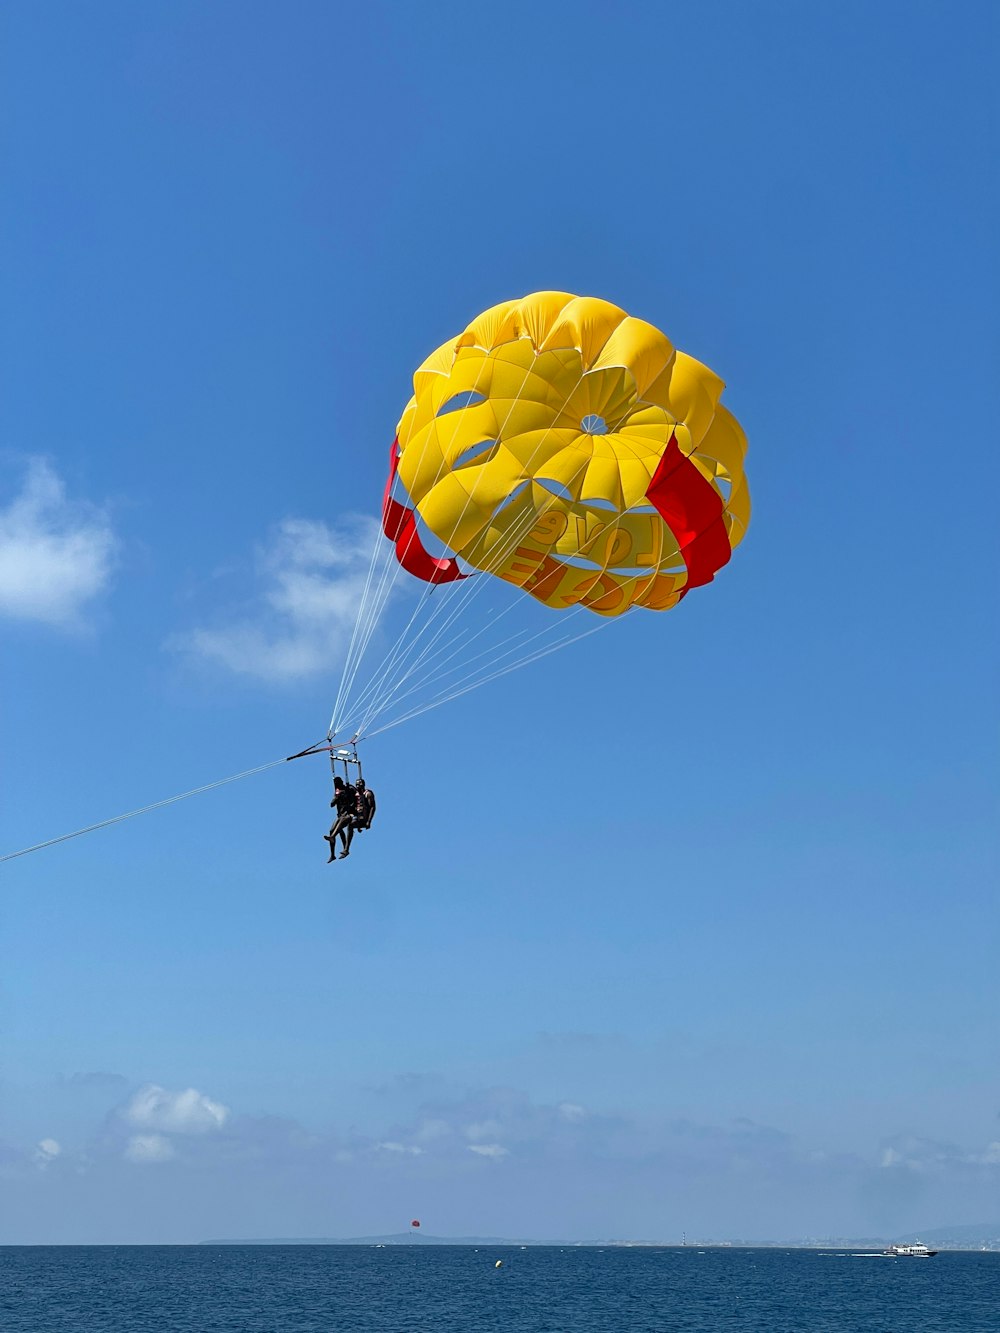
[{"xmin": 1, "ymin": 1244, "xmax": 998, "ymax": 1332}]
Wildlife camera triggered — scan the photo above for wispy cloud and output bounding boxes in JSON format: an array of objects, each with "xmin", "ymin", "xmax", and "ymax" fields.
[
  {"xmin": 879, "ymin": 1133, "xmax": 1000, "ymax": 1174},
  {"xmin": 0, "ymin": 457, "xmax": 117, "ymax": 626},
  {"xmin": 124, "ymin": 1133, "xmax": 175, "ymax": 1164},
  {"xmin": 121, "ymin": 1084, "xmax": 229, "ymax": 1135},
  {"xmin": 7, "ymin": 1077, "xmax": 1000, "ymax": 1241},
  {"xmin": 34, "ymin": 1139, "xmax": 61, "ymax": 1168},
  {"xmin": 176, "ymin": 516, "xmax": 379, "ymax": 682},
  {"xmin": 376, "ymin": 1141, "xmax": 424, "ymax": 1156}
]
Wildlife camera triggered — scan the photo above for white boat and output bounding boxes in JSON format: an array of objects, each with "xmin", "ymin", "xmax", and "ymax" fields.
[{"xmin": 883, "ymin": 1241, "xmax": 937, "ymax": 1257}]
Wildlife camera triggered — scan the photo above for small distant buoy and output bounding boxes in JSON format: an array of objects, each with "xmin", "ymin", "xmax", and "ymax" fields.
[{"xmin": 495, "ymin": 1259, "xmax": 502, "ymax": 1268}]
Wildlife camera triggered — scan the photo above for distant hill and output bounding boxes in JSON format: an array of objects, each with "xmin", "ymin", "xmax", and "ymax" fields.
[
  {"xmin": 200, "ymin": 1223, "xmax": 1000, "ymax": 1250},
  {"xmin": 201, "ymin": 1234, "xmax": 551, "ymax": 1246},
  {"xmin": 896, "ymin": 1222, "xmax": 1000, "ymax": 1248}
]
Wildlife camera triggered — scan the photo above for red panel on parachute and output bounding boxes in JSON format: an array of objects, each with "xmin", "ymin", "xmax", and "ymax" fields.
[
  {"xmin": 645, "ymin": 432, "xmax": 732, "ymax": 595},
  {"xmin": 382, "ymin": 439, "xmax": 467, "ymax": 585}
]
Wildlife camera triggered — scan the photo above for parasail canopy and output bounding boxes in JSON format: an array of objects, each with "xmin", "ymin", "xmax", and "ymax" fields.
[{"xmin": 384, "ymin": 291, "xmax": 750, "ymax": 617}]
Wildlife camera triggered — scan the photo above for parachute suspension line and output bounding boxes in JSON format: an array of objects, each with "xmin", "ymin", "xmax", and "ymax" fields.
[
  {"xmin": 331, "ymin": 524, "xmax": 413, "ymax": 734},
  {"xmin": 344, "ymin": 356, "xmax": 567, "ymax": 735},
  {"xmin": 350, "ymin": 520, "xmax": 545, "ymax": 740},
  {"xmin": 338, "ymin": 573, "xmax": 436, "ymax": 737},
  {"xmin": 358, "ymin": 603, "xmax": 592, "ymax": 727},
  {"xmin": 353, "ymin": 617, "xmax": 586, "ymax": 742},
  {"xmin": 364, "ymin": 616, "xmax": 610, "ymax": 741},
  {"xmin": 351, "ymin": 508, "xmax": 546, "ymax": 737},
  {"xmin": 330, "ymin": 518, "xmax": 390, "ymax": 731},
  {"xmin": 0, "ymin": 743, "xmax": 332, "ymax": 865},
  {"xmin": 335, "ymin": 341, "xmax": 549, "ymax": 736},
  {"xmin": 354, "ymin": 511, "xmax": 603, "ymax": 737},
  {"xmin": 338, "ymin": 342, "xmax": 542, "ymax": 732},
  {"xmin": 328, "ymin": 513, "xmax": 396, "ymax": 737},
  {"xmin": 352, "ymin": 491, "xmax": 542, "ymax": 724},
  {"xmin": 338, "ymin": 335, "xmax": 512, "ymax": 723},
  {"xmin": 350, "ymin": 347, "xmax": 557, "ymax": 726},
  {"xmin": 330, "ymin": 497, "xmax": 416, "ymax": 737},
  {"xmin": 330, "ymin": 544, "xmax": 402, "ymax": 736},
  {"xmin": 351, "ymin": 353, "xmax": 599, "ymax": 738},
  {"xmin": 342, "ymin": 607, "xmax": 469, "ymax": 734},
  {"xmin": 327, "ymin": 361, "xmax": 452, "ymax": 733},
  {"xmin": 328, "ymin": 341, "xmax": 504, "ymax": 737},
  {"xmin": 354, "ymin": 593, "xmax": 533, "ymax": 720}
]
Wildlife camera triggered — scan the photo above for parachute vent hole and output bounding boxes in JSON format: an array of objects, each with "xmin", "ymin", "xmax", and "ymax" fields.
[
  {"xmin": 536, "ymin": 478, "xmax": 574, "ymax": 502},
  {"xmin": 580, "ymin": 414, "xmax": 607, "ymax": 435},
  {"xmin": 581, "ymin": 496, "xmax": 618, "ymax": 512},
  {"xmin": 716, "ymin": 476, "xmax": 732, "ymax": 501},
  {"xmin": 453, "ymin": 439, "xmax": 497, "ymax": 469},
  {"xmin": 437, "ymin": 390, "xmax": 487, "ymax": 416}
]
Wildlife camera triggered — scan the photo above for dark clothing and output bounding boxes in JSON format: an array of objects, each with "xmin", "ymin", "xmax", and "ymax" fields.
[
  {"xmin": 327, "ymin": 782, "xmax": 358, "ymax": 858},
  {"xmin": 331, "ymin": 783, "xmax": 357, "ymax": 817}
]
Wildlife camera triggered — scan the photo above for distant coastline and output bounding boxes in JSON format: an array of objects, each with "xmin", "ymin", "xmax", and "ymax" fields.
[{"xmin": 198, "ymin": 1223, "xmax": 1000, "ymax": 1252}]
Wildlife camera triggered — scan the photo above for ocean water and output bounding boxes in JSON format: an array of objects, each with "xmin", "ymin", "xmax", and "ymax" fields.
[{"xmin": 1, "ymin": 1245, "xmax": 997, "ymax": 1332}]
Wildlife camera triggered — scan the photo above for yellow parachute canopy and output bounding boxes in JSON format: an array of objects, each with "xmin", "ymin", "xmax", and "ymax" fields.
[{"xmin": 383, "ymin": 292, "xmax": 749, "ymax": 617}]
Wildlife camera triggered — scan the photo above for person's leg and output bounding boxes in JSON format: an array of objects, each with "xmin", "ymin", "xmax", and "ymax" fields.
[
  {"xmin": 327, "ymin": 813, "xmax": 349, "ymax": 862},
  {"xmin": 340, "ymin": 820, "xmax": 355, "ymax": 857}
]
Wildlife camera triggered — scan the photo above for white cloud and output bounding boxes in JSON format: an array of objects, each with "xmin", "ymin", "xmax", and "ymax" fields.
[
  {"xmin": 122, "ymin": 1085, "xmax": 229, "ymax": 1135},
  {"xmin": 0, "ymin": 457, "xmax": 117, "ymax": 626},
  {"xmin": 11, "ymin": 1074, "xmax": 1000, "ymax": 1244},
  {"xmin": 35, "ymin": 1139, "xmax": 61, "ymax": 1167},
  {"xmin": 463, "ymin": 1119, "xmax": 503, "ymax": 1142},
  {"xmin": 414, "ymin": 1118, "xmax": 454, "ymax": 1144},
  {"xmin": 125, "ymin": 1134, "xmax": 175, "ymax": 1164},
  {"xmin": 178, "ymin": 516, "xmax": 380, "ymax": 681},
  {"xmin": 878, "ymin": 1133, "xmax": 1000, "ymax": 1174}
]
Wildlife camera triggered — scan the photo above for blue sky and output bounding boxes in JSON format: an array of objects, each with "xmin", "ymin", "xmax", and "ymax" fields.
[{"xmin": 1, "ymin": 0, "xmax": 997, "ymax": 1243}]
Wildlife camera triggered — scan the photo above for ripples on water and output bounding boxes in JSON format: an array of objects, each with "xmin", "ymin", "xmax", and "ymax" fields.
[{"xmin": 1, "ymin": 1245, "xmax": 998, "ymax": 1332}]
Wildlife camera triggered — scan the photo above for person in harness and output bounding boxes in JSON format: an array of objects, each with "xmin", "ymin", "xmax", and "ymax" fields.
[
  {"xmin": 354, "ymin": 777, "xmax": 376, "ymax": 832},
  {"xmin": 326, "ymin": 775, "xmax": 357, "ymax": 862}
]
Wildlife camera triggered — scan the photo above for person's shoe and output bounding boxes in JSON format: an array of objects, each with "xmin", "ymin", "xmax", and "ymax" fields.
[{"xmin": 340, "ymin": 850, "xmax": 350, "ymax": 858}]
